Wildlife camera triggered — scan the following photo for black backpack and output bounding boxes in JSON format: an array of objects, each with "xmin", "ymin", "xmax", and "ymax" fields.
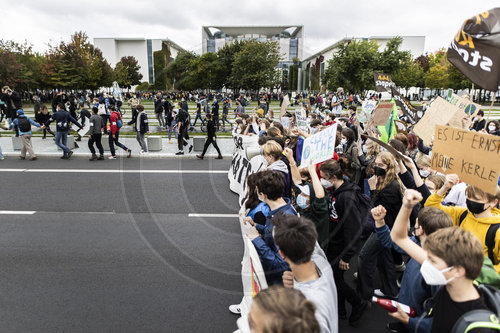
[
  {"xmin": 18, "ymin": 117, "xmax": 31, "ymax": 132},
  {"xmin": 459, "ymin": 210, "xmax": 500, "ymax": 265}
]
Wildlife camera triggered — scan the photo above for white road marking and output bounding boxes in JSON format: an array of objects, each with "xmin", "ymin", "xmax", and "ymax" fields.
[
  {"xmin": 188, "ymin": 214, "xmax": 239, "ymax": 218},
  {"xmin": 0, "ymin": 169, "xmax": 227, "ymax": 174},
  {"xmin": 0, "ymin": 211, "xmax": 36, "ymax": 215}
]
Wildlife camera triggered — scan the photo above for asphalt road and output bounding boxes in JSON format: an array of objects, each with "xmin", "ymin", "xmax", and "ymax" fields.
[{"xmin": 0, "ymin": 158, "xmax": 390, "ymax": 332}]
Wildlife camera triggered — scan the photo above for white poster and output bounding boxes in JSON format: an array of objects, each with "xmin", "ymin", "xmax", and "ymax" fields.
[{"xmin": 301, "ymin": 124, "xmax": 338, "ymax": 166}]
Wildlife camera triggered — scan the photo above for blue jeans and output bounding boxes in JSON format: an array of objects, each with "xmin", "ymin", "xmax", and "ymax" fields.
[
  {"xmin": 55, "ymin": 131, "xmax": 70, "ymax": 157},
  {"xmin": 168, "ymin": 121, "xmax": 178, "ymax": 141},
  {"xmin": 0, "ymin": 144, "xmax": 3, "ymax": 158},
  {"xmin": 109, "ymin": 132, "xmax": 129, "ymax": 156},
  {"xmin": 193, "ymin": 113, "xmax": 205, "ymax": 126}
]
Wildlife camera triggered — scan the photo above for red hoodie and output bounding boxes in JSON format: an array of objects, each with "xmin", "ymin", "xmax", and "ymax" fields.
[{"xmin": 110, "ymin": 111, "xmax": 122, "ymax": 135}]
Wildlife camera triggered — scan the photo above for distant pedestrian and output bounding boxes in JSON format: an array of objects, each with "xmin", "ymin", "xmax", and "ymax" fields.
[
  {"xmin": 88, "ymin": 107, "xmax": 105, "ymax": 161},
  {"xmin": 108, "ymin": 105, "xmax": 131, "ymax": 159},
  {"xmin": 166, "ymin": 106, "xmax": 178, "ymax": 144},
  {"xmin": 44, "ymin": 103, "xmax": 82, "ymax": 159},
  {"xmin": 35, "ymin": 105, "xmax": 55, "ymax": 139},
  {"xmin": 129, "ymin": 104, "xmax": 150, "ymax": 154},
  {"xmin": 192, "ymin": 99, "xmax": 205, "ymax": 127},
  {"xmin": 196, "ymin": 113, "xmax": 222, "ymax": 160},
  {"xmin": 154, "ymin": 96, "xmax": 165, "ymax": 129},
  {"xmin": 212, "ymin": 97, "xmax": 220, "ymax": 131},
  {"xmin": 222, "ymin": 99, "xmax": 232, "ymax": 130},
  {"xmin": 175, "ymin": 105, "xmax": 193, "ymax": 155},
  {"xmin": 10, "ymin": 109, "xmax": 41, "ymax": 160}
]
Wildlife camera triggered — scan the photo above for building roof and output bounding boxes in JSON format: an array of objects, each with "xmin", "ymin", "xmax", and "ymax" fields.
[
  {"xmin": 203, "ymin": 25, "xmax": 303, "ymax": 38},
  {"xmin": 94, "ymin": 37, "xmax": 185, "ymax": 52}
]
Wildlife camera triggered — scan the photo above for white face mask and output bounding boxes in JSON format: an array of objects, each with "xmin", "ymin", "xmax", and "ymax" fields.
[
  {"xmin": 419, "ymin": 169, "xmax": 430, "ymax": 178},
  {"xmin": 320, "ymin": 178, "xmax": 333, "ymax": 188},
  {"xmin": 362, "ymin": 145, "xmax": 368, "ymax": 154},
  {"xmin": 489, "ymin": 125, "xmax": 497, "ymax": 132},
  {"xmin": 420, "ymin": 259, "xmax": 455, "ymax": 285}
]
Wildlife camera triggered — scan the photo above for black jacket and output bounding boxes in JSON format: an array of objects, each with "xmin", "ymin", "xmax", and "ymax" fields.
[
  {"xmin": 154, "ymin": 99, "xmax": 164, "ymax": 114},
  {"xmin": 129, "ymin": 112, "xmax": 149, "ymax": 134},
  {"xmin": 35, "ymin": 111, "xmax": 51, "ymax": 125},
  {"xmin": 327, "ymin": 181, "xmax": 366, "ymax": 263},
  {"xmin": 370, "ymin": 179, "xmax": 402, "ymax": 229},
  {"xmin": 207, "ymin": 119, "xmax": 216, "ymax": 138},
  {"xmin": 45, "ymin": 110, "xmax": 81, "ymax": 132}
]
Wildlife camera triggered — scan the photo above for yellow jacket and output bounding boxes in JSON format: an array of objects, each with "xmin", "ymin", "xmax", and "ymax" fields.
[{"xmin": 425, "ymin": 193, "xmax": 500, "ymax": 274}]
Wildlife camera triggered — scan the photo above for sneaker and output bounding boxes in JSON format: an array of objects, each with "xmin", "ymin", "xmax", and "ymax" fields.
[
  {"xmin": 228, "ymin": 304, "xmax": 241, "ymax": 315},
  {"xmin": 0, "ymin": 156, "xmax": 4, "ymax": 160},
  {"xmin": 395, "ymin": 262, "xmax": 406, "ymax": 272},
  {"xmin": 30, "ymin": 157, "xmax": 38, "ymax": 161},
  {"xmin": 19, "ymin": 156, "xmax": 25, "ymax": 160},
  {"xmin": 215, "ymin": 155, "xmax": 223, "ymax": 160},
  {"xmin": 140, "ymin": 150, "xmax": 145, "ymax": 154},
  {"xmin": 127, "ymin": 149, "xmax": 132, "ymax": 158},
  {"xmin": 188, "ymin": 145, "xmax": 193, "ymax": 153},
  {"xmin": 196, "ymin": 154, "xmax": 204, "ymax": 160},
  {"xmin": 108, "ymin": 155, "xmax": 116, "ymax": 159},
  {"xmin": 97, "ymin": 155, "xmax": 105, "ymax": 160},
  {"xmin": 60, "ymin": 156, "xmax": 68, "ymax": 159},
  {"xmin": 387, "ymin": 321, "xmax": 409, "ymax": 333},
  {"xmin": 67, "ymin": 151, "xmax": 73, "ymax": 159},
  {"xmin": 89, "ymin": 154, "xmax": 97, "ymax": 161},
  {"xmin": 169, "ymin": 140, "xmax": 172, "ymax": 144},
  {"xmin": 175, "ymin": 151, "xmax": 184, "ymax": 155},
  {"xmin": 349, "ymin": 300, "xmax": 368, "ymax": 324}
]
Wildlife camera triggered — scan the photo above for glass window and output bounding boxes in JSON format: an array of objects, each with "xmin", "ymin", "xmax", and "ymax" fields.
[
  {"xmin": 147, "ymin": 39, "xmax": 154, "ymax": 84},
  {"xmin": 207, "ymin": 39, "xmax": 215, "ymax": 53},
  {"xmin": 289, "ymin": 38, "xmax": 298, "ymax": 60}
]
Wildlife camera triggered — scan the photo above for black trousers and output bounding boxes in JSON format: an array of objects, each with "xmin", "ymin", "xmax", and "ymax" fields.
[
  {"xmin": 177, "ymin": 125, "xmax": 189, "ymax": 151},
  {"xmin": 88, "ymin": 133, "xmax": 104, "ymax": 155},
  {"xmin": 201, "ymin": 137, "xmax": 221, "ymax": 156}
]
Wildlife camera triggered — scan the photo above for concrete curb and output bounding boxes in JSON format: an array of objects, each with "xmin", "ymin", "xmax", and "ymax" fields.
[{"xmin": 0, "ymin": 152, "xmax": 232, "ymax": 159}]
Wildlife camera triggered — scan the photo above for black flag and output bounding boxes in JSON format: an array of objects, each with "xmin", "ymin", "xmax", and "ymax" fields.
[
  {"xmin": 391, "ymin": 87, "xmax": 424, "ymax": 124},
  {"xmin": 373, "ymin": 72, "xmax": 396, "ymax": 92},
  {"xmin": 447, "ymin": 8, "xmax": 500, "ymax": 91}
]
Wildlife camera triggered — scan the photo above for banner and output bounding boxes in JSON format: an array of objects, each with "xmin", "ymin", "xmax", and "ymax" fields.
[
  {"xmin": 391, "ymin": 87, "xmax": 423, "ymax": 124},
  {"xmin": 239, "ymin": 208, "xmax": 268, "ymax": 317},
  {"xmin": 301, "ymin": 124, "xmax": 338, "ymax": 165},
  {"xmin": 447, "ymin": 8, "xmax": 500, "ymax": 91},
  {"xmin": 228, "ymin": 135, "xmax": 265, "ymax": 205},
  {"xmin": 431, "ymin": 125, "xmax": 500, "ymax": 195},
  {"xmin": 373, "ymin": 72, "xmax": 396, "ymax": 92}
]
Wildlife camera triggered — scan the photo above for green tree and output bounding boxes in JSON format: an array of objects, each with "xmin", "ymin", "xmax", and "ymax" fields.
[
  {"xmin": 288, "ymin": 57, "xmax": 300, "ymax": 91},
  {"xmin": 115, "ymin": 56, "xmax": 142, "ymax": 89},
  {"xmin": 165, "ymin": 50, "xmax": 198, "ymax": 90},
  {"xmin": 424, "ymin": 50, "xmax": 449, "ymax": 89},
  {"xmin": 323, "ymin": 39, "xmax": 379, "ymax": 93},
  {"xmin": 152, "ymin": 42, "xmax": 171, "ymax": 90},
  {"xmin": 230, "ymin": 40, "xmax": 281, "ymax": 91},
  {"xmin": 377, "ymin": 37, "xmax": 412, "ymax": 75},
  {"xmin": 392, "ymin": 58, "xmax": 424, "ymax": 89},
  {"xmin": 216, "ymin": 40, "xmax": 246, "ymax": 90},
  {"xmin": 191, "ymin": 52, "xmax": 219, "ymax": 90},
  {"xmin": 447, "ymin": 59, "xmax": 473, "ymax": 90}
]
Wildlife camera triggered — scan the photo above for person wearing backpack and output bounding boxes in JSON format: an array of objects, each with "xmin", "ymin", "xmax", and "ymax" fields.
[
  {"xmin": 425, "ymin": 174, "xmax": 500, "ymax": 273},
  {"xmin": 319, "ymin": 159, "xmax": 369, "ymax": 324},
  {"xmin": 108, "ymin": 105, "xmax": 131, "ymax": 159},
  {"xmin": 44, "ymin": 103, "xmax": 82, "ymax": 159},
  {"xmin": 10, "ymin": 109, "xmax": 41, "ymax": 160}
]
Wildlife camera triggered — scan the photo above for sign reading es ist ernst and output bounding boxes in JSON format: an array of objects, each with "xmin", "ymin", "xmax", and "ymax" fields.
[{"xmin": 431, "ymin": 125, "xmax": 500, "ymax": 195}]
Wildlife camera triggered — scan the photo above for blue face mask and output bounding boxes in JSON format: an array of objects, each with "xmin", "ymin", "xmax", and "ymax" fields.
[{"xmin": 296, "ymin": 194, "xmax": 309, "ymax": 209}]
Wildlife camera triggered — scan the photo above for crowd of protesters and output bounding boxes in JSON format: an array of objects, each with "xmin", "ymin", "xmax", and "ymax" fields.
[{"xmin": 229, "ymin": 89, "xmax": 500, "ymax": 333}]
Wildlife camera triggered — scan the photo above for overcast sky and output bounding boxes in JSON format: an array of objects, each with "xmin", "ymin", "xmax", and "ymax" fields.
[{"xmin": 1, "ymin": 0, "xmax": 498, "ymax": 57}]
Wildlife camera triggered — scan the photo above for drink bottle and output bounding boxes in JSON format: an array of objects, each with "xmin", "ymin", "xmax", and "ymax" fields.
[{"xmin": 372, "ymin": 296, "xmax": 416, "ymax": 317}]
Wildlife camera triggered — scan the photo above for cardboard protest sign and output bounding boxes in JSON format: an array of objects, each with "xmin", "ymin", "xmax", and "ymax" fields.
[
  {"xmin": 72, "ymin": 122, "xmax": 90, "ymax": 137},
  {"xmin": 413, "ymin": 97, "xmax": 460, "ymax": 145},
  {"xmin": 431, "ymin": 125, "xmax": 500, "ymax": 195},
  {"xmin": 446, "ymin": 93, "xmax": 481, "ymax": 126},
  {"xmin": 361, "ymin": 134, "xmax": 406, "ymax": 160},
  {"xmin": 301, "ymin": 124, "xmax": 337, "ymax": 165},
  {"xmin": 280, "ymin": 95, "xmax": 290, "ymax": 117},
  {"xmin": 373, "ymin": 72, "xmax": 396, "ymax": 92},
  {"xmin": 447, "ymin": 8, "xmax": 500, "ymax": 91},
  {"xmin": 394, "ymin": 120, "xmax": 408, "ymax": 135},
  {"xmin": 371, "ymin": 103, "xmax": 394, "ymax": 126}
]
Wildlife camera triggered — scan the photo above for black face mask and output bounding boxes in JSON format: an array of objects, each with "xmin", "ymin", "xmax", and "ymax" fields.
[
  {"xmin": 374, "ymin": 166, "xmax": 387, "ymax": 177},
  {"xmin": 466, "ymin": 199, "xmax": 487, "ymax": 215}
]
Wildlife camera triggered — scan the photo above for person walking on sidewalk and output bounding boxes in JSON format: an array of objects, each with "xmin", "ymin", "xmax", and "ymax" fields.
[
  {"xmin": 35, "ymin": 105, "xmax": 55, "ymax": 139},
  {"xmin": 175, "ymin": 105, "xmax": 193, "ymax": 155},
  {"xmin": 88, "ymin": 107, "xmax": 105, "ymax": 161},
  {"xmin": 44, "ymin": 103, "xmax": 82, "ymax": 160},
  {"xmin": 10, "ymin": 109, "xmax": 41, "ymax": 160},
  {"xmin": 108, "ymin": 105, "xmax": 131, "ymax": 159},
  {"xmin": 128, "ymin": 104, "xmax": 149, "ymax": 154},
  {"xmin": 196, "ymin": 113, "xmax": 222, "ymax": 160},
  {"xmin": 166, "ymin": 106, "xmax": 178, "ymax": 144}
]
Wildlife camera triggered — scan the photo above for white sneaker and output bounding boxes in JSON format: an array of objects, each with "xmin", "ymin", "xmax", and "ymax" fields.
[
  {"xmin": 140, "ymin": 150, "xmax": 145, "ymax": 154},
  {"xmin": 108, "ymin": 155, "xmax": 116, "ymax": 159},
  {"xmin": 229, "ymin": 304, "xmax": 241, "ymax": 315}
]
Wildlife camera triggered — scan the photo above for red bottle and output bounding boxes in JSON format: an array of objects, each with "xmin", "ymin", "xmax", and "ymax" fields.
[{"xmin": 372, "ymin": 296, "xmax": 416, "ymax": 317}]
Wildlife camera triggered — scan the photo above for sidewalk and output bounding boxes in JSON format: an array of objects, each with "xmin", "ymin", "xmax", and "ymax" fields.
[{"xmin": 0, "ymin": 135, "xmax": 235, "ymax": 159}]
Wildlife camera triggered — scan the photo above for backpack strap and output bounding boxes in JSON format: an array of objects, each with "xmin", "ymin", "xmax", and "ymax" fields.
[
  {"xmin": 458, "ymin": 210, "xmax": 468, "ymax": 226},
  {"xmin": 486, "ymin": 224, "xmax": 500, "ymax": 265}
]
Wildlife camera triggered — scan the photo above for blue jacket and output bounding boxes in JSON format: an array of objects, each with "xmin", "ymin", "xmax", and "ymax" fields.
[
  {"xmin": 375, "ymin": 225, "xmax": 436, "ymax": 333},
  {"xmin": 11, "ymin": 115, "xmax": 41, "ymax": 135},
  {"xmin": 252, "ymin": 199, "xmax": 297, "ymax": 285},
  {"xmin": 247, "ymin": 201, "xmax": 270, "ymax": 221},
  {"xmin": 45, "ymin": 110, "xmax": 82, "ymax": 132}
]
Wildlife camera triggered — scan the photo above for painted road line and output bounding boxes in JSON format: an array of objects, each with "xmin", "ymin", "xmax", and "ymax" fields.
[
  {"xmin": 188, "ymin": 214, "xmax": 239, "ymax": 218},
  {"xmin": 0, "ymin": 169, "xmax": 227, "ymax": 174},
  {"xmin": 0, "ymin": 210, "xmax": 36, "ymax": 215}
]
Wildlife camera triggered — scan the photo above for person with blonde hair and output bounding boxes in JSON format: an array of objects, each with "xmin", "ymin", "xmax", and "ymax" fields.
[
  {"xmin": 357, "ymin": 151, "xmax": 403, "ymax": 300},
  {"xmin": 262, "ymin": 141, "xmax": 291, "ymax": 200},
  {"xmin": 237, "ymin": 286, "xmax": 320, "ymax": 333}
]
